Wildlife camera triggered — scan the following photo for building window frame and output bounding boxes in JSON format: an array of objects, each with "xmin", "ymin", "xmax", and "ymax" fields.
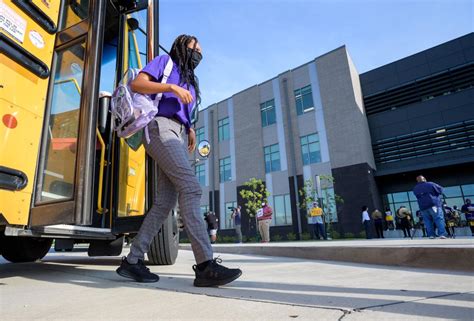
[
  {"xmin": 218, "ymin": 117, "xmax": 230, "ymax": 142},
  {"xmin": 300, "ymin": 133, "xmax": 321, "ymax": 165},
  {"xmin": 260, "ymin": 99, "xmax": 276, "ymax": 127},
  {"xmin": 294, "ymin": 85, "xmax": 314, "ymax": 115},
  {"xmin": 273, "ymin": 194, "xmax": 292, "ymax": 226},
  {"xmin": 264, "ymin": 143, "xmax": 281, "ymax": 173},
  {"xmin": 195, "ymin": 126, "xmax": 205, "ymax": 144},
  {"xmin": 219, "ymin": 157, "xmax": 232, "ymax": 182},
  {"xmin": 195, "ymin": 163, "xmax": 205, "ymax": 186}
]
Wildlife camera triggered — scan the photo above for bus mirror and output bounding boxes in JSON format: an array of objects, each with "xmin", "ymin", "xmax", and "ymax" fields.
[
  {"xmin": 197, "ymin": 140, "xmax": 211, "ymax": 158},
  {"xmin": 127, "ymin": 18, "xmax": 139, "ymax": 31},
  {"xmin": 98, "ymin": 91, "xmax": 111, "ymax": 134}
]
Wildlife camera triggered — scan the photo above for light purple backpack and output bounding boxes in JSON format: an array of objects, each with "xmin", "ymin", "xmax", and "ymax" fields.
[{"xmin": 111, "ymin": 57, "xmax": 174, "ymax": 143}]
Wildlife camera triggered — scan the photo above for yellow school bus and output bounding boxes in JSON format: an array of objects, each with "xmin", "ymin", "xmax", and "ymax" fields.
[{"xmin": 0, "ymin": 0, "xmax": 179, "ymax": 264}]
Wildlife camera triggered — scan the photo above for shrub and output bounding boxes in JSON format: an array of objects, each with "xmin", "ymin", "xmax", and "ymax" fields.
[
  {"xmin": 247, "ymin": 236, "xmax": 257, "ymax": 243},
  {"xmin": 331, "ymin": 231, "xmax": 341, "ymax": 239},
  {"xmin": 301, "ymin": 232, "xmax": 312, "ymax": 240},
  {"xmin": 180, "ymin": 238, "xmax": 190, "ymax": 243},
  {"xmin": 220, "ymin": 236, "xmax": 236, "ymax": 243},
  {"xmin": 344, "ymin": 232, "xmax": 354, "ymax": 239},
  {"xmin": 287, "ymin": 232, "xmax": 297, "ymax": 241},
  {"xmin": 273, "ymin": 234, "xmax": 282, "ymax": 242},
  {"xmin": 358, "ymin": 231, "xmax": 366, "ymax": 239}
]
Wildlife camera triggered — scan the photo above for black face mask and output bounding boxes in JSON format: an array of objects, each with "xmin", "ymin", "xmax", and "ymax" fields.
[{"xmin": 187, "ymin": 48, "xmax": 202, "ymax": 70}]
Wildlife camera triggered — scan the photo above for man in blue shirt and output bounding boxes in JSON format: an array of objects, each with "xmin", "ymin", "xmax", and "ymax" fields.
[{"xmin": 413, "ymin": 175, "xmax": 447, "ymax": 239}]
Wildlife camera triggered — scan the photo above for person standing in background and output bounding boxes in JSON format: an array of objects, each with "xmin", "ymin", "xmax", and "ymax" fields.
[
  {"xmin": 257, "ymin": 202, "xmax": 273, "ymax": 242},
  {"xmin": 371, "ymin": 209, "xmax": 384, "ymax": 238},
  {"xmin": 204, "ymin": 211, "xmax": 219, "ymax": 244},
  {"xmin": 385, "ymin": 208, "xmax": 395, "ymax": 230},
  {"xmin": 231, "ymin": 206, "xmax": 242, "ymax": 243},
  {"xmin": 413, "ymin": 175, "xmax": 447, "ymax": 239},
  {"xmin": 309, "ymin": 202, "xmax": 327, "ymax": 240},
  {"xmin": 461, "ymin": 199, "xmax": 474, "ymax": 236},
  {"xmin": 361, "ymin": 206, "xmax": 372, "ymax": 239},
  {"xmin": 397, "ymin": 206, "xmax": 412, "ymax": 238}
]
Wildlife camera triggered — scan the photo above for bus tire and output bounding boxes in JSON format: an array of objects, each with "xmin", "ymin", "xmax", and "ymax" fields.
[
  {"xmin": 1, "ymin": 237, "xmax": 52, "ymax": 263},
  {"xmin": 147, "ymin": 210, "xmax": 179, "ymax": 265}
]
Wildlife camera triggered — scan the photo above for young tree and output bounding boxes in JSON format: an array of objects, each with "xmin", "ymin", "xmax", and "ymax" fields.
[
  {"xmin": 239, "ymin": 178, "xmax": 270, "ymax": 239},
  {"xmin": 298, "ymin": 175, "xmax": 344, "ymax": 238}
]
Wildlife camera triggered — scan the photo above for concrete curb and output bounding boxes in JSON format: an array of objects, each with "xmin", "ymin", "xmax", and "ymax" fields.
[{"xmin": 179, "ymin": 244, "xmax": 474, "ymax": 271}]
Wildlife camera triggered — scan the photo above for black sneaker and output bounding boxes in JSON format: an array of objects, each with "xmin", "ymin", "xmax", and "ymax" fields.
[
  {"xmin": 193, "ymin": 258, "xmax": 242, "ymax": 287},
  {"xmin": 116, "ymin": 257, "xmax": 159, "ymax": 283}
]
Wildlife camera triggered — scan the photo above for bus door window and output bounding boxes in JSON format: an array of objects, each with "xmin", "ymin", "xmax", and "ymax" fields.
[
  {"xmin": 126, "ymin": 10, "xmax": 148, "ymax": 69},
  {"xmin": 116, "ymin": 8, "xmax": 149, "ymax": 218},
  {"xmin": 37, "ymin": 41, "xmax": 86, "ymax": 203},
  {"xmin": 61, "ymin": 0, "xmax": 90, "ymax": 30}
]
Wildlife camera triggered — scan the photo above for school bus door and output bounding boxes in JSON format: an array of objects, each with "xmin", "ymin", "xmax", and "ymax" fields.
[{"xmin": 27, "ymin": 0, "xmax": 107, "ymax": 227}]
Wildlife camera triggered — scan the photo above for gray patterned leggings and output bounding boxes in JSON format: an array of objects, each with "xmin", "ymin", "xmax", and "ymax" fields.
[{"xmin": 127, "ymin": 117, "xmax": 213, "ymax": 264}]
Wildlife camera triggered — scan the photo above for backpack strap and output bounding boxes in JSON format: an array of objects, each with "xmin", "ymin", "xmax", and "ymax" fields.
[
  {"xmin": 153, "ymin": 57, "xmax": 174, "ymax": 108},
  {"xmin": 145, "ymin": 56, "xmax": 174, "ymax": 144}
]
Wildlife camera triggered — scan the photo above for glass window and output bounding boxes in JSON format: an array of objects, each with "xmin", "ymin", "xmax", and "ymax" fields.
[
  {"xmin": 294, "ymin": 85, "xmax": 314, "ymax": 115},
  {"xmin": 38, "ymin": 41, "xmax": 86, "ymax": 203},
  {"xmin": 195, "ymin": 164, "xmax": 205, "ymax": 186},
  {"xmin": 260, "ymin": 99, "xmax": 276, "ymax": 127},
  {"xmin": 408, "ymin": 191, "xmax": 418, "ymax": 201},
  {"xmin": 127, "ymin": 10, "xmax": 148, "ymax": 70},
  {"xmin": 223, "ymin": 201, "xmax": 237, "ymax": 229},
  {"xmin": 264, "ymin": 144, "xmax": 281, "ymax": 173},
  {"xmin": 195, "ymin": 127, "xmax": 205, "ymax": 144},
  {"xmin": 300, "ymin": 133, "xmax": 321, "ymax": 165},
  {"xmin": 392, "ymin": 192, "xmax": 409, "ymax": 203},
  {"xmin": 443, "ymin": 186, "xmax": 462, "ymax": 198},
  {"xmin": 462, "ymin": 184, "xmax": 474, "ymax": 197},
  {"xmin": 61, "ymin": 0, "xmax": 90, "ymax": 30},
  {"xmin": 219, "ymin": 157, "xmax": 231, "ymax": 182},
  {"xmin": 444, "ymin": 197, "xmax": 464, "ymax": 209},
  {"xmin": 218, "ymin": 117, "xmax": 230, "ymax": 141},
  {"xmin": 273, "ymin": 194, "xmax": 292, "ymax": 226}
]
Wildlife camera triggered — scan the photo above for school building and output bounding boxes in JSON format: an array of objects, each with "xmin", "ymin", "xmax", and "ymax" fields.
[{"xmin": 191, "ymin": 32, "xmax": 474, "ymax": 239}]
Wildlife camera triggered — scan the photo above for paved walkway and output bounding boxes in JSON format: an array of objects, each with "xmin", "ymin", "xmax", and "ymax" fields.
[{"xmin": 1, "ymin": 248, "xmax": 473, "ymax": 320}]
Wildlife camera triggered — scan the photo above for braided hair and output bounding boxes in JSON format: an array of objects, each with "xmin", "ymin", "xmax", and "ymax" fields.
[{"xmin": 169, "ymin": 34, "xmax": 201, "ymax": 107}]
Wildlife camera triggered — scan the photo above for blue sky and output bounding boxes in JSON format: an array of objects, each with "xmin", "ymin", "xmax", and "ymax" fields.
[{"xmin": 158, "ymin": 0, "xmax": 473, "ymax": 109}]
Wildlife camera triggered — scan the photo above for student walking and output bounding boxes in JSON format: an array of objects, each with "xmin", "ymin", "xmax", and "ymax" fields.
[{"xmin": 116, "ymin": 35, "xmax": 241, "ymax": 287}]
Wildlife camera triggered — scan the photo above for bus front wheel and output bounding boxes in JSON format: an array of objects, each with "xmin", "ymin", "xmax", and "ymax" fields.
[
  {"xmin": 147, "ymin": 210, "xmax": 179, "ymax": 265},
  {"xmin": 1, "ymin": 236, "xmax": 52, "ymax": 263}
]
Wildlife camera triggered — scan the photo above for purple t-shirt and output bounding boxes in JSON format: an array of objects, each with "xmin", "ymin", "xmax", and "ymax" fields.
[{"xmin": 140, "ymin": 55, "xmax": 196, "ymax": 130}]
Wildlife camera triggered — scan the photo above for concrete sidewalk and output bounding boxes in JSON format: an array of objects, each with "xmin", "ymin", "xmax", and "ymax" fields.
[
  {"xmin": 180, "ymin": 238, "xmax": 474, "ymax": 271},
  {"xmin": 1, "ymin": 248, "xmax": 473, "ymax": 320}
]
